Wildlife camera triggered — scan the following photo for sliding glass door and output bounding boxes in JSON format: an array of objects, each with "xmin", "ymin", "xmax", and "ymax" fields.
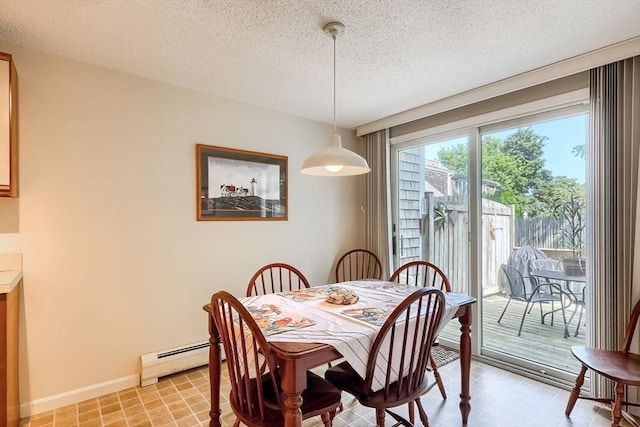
[
  {"xmin": 392, "ymin": 134, "xmax": 471, "ymax": 343},
  {"xmin": 391, "ymin": 103, "xmax": 589, "ymax": 382},
  {"xmin": 479, "ymin": 108, "xmax": 588, "ymax": 380}
]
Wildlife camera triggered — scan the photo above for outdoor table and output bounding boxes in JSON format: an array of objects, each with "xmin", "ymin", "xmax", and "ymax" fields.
[{"xmin": 530, "ymin": 269, "xmax": 586, "ymax": 337}]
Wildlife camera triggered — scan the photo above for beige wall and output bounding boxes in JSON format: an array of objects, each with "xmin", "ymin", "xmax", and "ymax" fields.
[{"xmin": 0, "ymin": 44, "xmax": 365, "ymax": 413}]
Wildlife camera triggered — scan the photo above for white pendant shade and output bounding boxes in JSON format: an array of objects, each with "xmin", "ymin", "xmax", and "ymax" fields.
[
  {"xmin": 300, "ymin": 22, "xmax": 371, "ymax": 177},
  {"xmin": 300, "ymin": 133, "xmax": 371, "ymax": 176}
]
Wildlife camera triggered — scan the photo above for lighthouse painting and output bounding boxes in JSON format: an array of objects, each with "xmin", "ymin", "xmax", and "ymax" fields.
[{"xmin": 196, "ymin": 144, "xmax": 288, "ymax": 221}]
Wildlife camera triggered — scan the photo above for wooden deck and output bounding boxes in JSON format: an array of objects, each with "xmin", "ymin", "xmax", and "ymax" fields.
[{"xmin": 439, "ymin": 294, "xmax": 586, "ymax": 373}]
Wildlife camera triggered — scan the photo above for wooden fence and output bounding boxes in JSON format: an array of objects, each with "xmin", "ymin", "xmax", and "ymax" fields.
[
  {"xmin": 398, "ymin": 193, "xmax": 580, "ymax": 295},
  {"xmin": 515, "ymin": 217, "xmax": 568, "ymax": 249},
  {"xmin": 419, "ymin": 195, "xmax": 512, "ymax": 294}
]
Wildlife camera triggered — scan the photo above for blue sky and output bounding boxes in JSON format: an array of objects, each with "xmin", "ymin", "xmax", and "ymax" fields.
[{"xmin": 423, "ymin": 113, "xmax": 587, "ymax": 184}]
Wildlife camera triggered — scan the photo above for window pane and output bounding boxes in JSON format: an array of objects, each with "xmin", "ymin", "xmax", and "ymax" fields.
[{"xmin": 480, "ymin": 113, "xmax": 587, "ymax": 374}]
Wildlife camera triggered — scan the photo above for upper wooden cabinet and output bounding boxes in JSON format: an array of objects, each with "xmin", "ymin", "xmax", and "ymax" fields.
[{"xmin": 0, "ymin": 52, "xmax": 17, "ymax": 198}]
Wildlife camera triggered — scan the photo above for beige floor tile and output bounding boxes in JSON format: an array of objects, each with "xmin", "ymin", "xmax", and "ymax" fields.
[
  {"xmin": 18, "ymin": 363, "xmax": 640, "ymax": 426},
  {"xmin": 77, "ymin": 399, "xmax": 99, "ymax": 414}
]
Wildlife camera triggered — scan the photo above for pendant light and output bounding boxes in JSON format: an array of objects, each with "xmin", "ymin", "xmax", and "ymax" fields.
[{"xmin": 300, "ymin": 22, "xmax": 371, "ymax": 176}]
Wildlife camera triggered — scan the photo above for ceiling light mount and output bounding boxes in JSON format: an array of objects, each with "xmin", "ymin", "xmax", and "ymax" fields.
[
  {"xmin": 323, "ymin": 22, "xmax": 345, "ymax": 39},
  {"xmin": 300, "ymin": 21, "xmax": 370, "ymax": 177}
]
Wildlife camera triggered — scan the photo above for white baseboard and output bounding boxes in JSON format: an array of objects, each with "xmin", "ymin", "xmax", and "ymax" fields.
[{"xmin": 20, "ymin": 374, "xmax": 139, "ymax": 418}]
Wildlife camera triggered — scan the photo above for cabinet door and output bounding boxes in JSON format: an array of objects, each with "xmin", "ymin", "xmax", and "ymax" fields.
[{"xmin": 0, "ymin": 52, "xmax": 17, "ymax": 198}]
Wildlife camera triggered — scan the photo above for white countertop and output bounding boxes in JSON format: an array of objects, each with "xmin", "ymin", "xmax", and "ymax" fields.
[
  {"xmin": 0, "ymin": 253, "xmax": 23, "ymax": 293},
  {"xmin": 0, "ymin": 269, "xmax": 22, "ymax": 294}
]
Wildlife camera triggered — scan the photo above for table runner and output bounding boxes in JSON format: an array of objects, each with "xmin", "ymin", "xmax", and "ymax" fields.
[{"xmin": 242, "ymin": 280, "xmax": 459, "ymax": 391}]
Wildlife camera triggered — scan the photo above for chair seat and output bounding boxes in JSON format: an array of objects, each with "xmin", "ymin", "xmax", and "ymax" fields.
[
  {"xmin": 572, "ymin": 346, "xmax": 640, "ymax": 385},
  {"xmin": 325, "ymin": 361, "xmax": 428, "ymax": 408},
  {"xmin": 232, "ymin": 371, "xmax": 342, "ymax": 426},
  {"xmin": 528, "ymin": 293, "xmax": 562, "ymax": 304}
]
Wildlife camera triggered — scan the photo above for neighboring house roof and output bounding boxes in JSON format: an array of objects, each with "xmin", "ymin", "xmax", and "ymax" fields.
[{"xmin": 425, "ymin": 180, "xmax": 444, "ymax": 197}]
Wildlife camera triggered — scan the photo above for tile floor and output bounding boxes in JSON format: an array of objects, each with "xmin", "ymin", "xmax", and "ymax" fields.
[{"xmin": 19, "ymin": 359, "xmax": 631, "ymax": 426}]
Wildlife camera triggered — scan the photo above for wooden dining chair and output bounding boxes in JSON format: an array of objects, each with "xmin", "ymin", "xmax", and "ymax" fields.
[
  {"xmin": 246, "ymin": 263, "xmax": 311, "ymax": 296},
  {"xmin": 389, "ymin": 260, "xmax": 451, "ymax": 401},
  {"xmin": 390, "ymin": 260, "xmax": 451, "ymax": 291},
  {"xmin": 565, "ymin": 298, "xmax": 640, "ymax": 427},
  {"xmin": 245, "ymin": 262, "xmax": 337, "ymax": 386},
  {"xmin": 210, "ymin": 291, "xmax": 342, "ymax": 427},
  {"xmin": 335, "ymin": 249, "xmax": 383, "ymax": 282},
  {"xmin": 324, "ymin": 287, "xmax": 446, "ymax": 427}
]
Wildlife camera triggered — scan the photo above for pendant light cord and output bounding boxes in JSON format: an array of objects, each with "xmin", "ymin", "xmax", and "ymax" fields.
[{"xmin": 332, "ymin": 30, "xmax": 337, "ymax": 135}]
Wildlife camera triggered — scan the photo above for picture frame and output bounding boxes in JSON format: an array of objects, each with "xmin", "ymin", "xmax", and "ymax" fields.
[{"xmin": 196, "ymin": 144, "xmax": 288, "ymax": 221}]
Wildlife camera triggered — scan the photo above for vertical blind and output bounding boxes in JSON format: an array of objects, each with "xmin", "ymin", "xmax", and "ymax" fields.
[
  {"xmin": 362, "ymin": 130, "xmax": 392, "ymax": 279},
  {"xmin": 589, "ymin": 55, "xmax": 640, "ymax": 398}
]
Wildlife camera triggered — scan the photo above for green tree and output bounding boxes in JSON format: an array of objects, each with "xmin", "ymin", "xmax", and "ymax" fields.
[
  {"xmin": 437, "ymin": 127, "xmax": 584, "ymax": 217},
  {"xmin": 572, "ymin": 145, "xmax": 585, "ymax": 158},
  {"xmin": 437, "ymin": 143, "xmax": 468, "ymax": 175}
]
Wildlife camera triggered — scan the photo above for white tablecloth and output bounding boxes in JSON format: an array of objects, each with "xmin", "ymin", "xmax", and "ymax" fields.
[{"xmin": 241, "ymin": 280, "xmax": 459, "ymax": 391}]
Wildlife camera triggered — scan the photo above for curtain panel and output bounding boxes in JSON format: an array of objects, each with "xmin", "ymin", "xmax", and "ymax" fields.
[
  {"xmin": 362, "ymin": 130, "xmax": 392, "ymax": 279},
  {"xmin": 589, "ymin": 55, "xmax": 640, "ymax": 398}
]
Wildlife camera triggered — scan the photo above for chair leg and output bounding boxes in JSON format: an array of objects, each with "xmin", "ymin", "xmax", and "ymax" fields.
[
  {"xmin": 565, "ymin": 365, "xmax": 587, "ymax": 416},
  {"xmin": 559, "ymin": 295, "xmax": 569, "ymax": 338},
  {"xmin": 539, "ymin": 301, "xmax": 554, "ymax": 325},
  {"xmin": 538, "ymin": 301, "xmax": 544, "ymax": 321},
  {"xmin": 575, "ymin": 304, "xmax": 584, "ymax": 336},
  {"xmin": 415, "ymin": 398, "xmax": 430, "ymax": 427},
  {"xmin": 321, "ymin": 409, "xmax": 337, "ymax": 427},
  {"xmin": 376, "ymin": 408, "xmax": 386, "ymax": 427},
  {"xmin": 575, "ymin": 288, "xmax": 586, "ymax": 336},
  {"xmin": 408, "ymin": 400, "xmax": 415, "ymax": 424},
  {"xmin": 430, "ymin": 353, "xmax": 447, "ymax": 399},
  {"xmin": 518, "ymin": 301, "xmax": 532, "ymax": 336},
  {"xmin": 498, "ymin": 297, "xmax": 512, "ymax": 323},
  {"xmin": 321, "ymin": 412, "xmax": 329, "ymax": 426},
  {"xmin": 612, "ymin": 382, "xmax": 624, "ymax": 427}
]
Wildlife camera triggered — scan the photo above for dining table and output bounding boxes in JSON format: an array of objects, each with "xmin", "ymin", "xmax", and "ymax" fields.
[{"xmin": 203, "ymin": 280, "xmax": 477, "ymax": 427}]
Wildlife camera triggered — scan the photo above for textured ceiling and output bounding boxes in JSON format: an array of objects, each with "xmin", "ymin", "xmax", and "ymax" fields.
[{"xmin": 0, "ymin": 0, "xmax": 639, "ymax": 129}]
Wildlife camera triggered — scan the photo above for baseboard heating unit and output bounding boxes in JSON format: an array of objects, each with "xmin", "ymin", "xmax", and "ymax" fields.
[{"xmin": 140, "ymin": 341, "xmax": 213, "ymax": 386}]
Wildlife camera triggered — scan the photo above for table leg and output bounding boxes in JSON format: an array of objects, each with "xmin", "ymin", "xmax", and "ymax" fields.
[
  {"xmin": 278, "ymin": 358, "xmax": 305, "ymax": 427},
  {"xmin": 459, "ymin": 305, "xmax": 472, "ymax": 425},
  {"xmin": 207, "ymin": 314, "xmax": 222, "ymax": 427}
]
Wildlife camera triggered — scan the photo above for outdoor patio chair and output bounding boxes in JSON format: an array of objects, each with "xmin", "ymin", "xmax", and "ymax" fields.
[
  {"xmin": 498, "ymin": 264, "xmax": 571, "ymax": 337},
  {"xmin": 527, "ymin": 258, "xmax": 565, "ymax": 295},
  {"xmin": 507, "ymin": 245, "xmax": 549, "ymax": 281},
  {"xmin": 528, "ymin": 258, "xmax": 563, "ymax": 274},
  {"xmin": 529, "ymin": 258, "xmax": 586, "ymax": 336}
]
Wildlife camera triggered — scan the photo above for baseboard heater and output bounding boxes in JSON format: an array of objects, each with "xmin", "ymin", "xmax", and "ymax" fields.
[{"xmin": 140, "ymin": 341, "xmax": 218, "ymax": 386}]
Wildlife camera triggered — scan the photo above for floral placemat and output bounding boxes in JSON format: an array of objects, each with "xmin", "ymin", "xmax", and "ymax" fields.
[
  {"xmin": 341, "ymin": 304, "xmax": 397, "ymax": 326},
  {"xmin": 246, "ymin": 304, "xmax": 316, "ymax": 336},
  {"xmin": 280, "ymin": 285, "xmax": 344, "ymax": 302},
  {"xmin": 352, "ymin": 281, "xmax": 414, "ymax": 295}
]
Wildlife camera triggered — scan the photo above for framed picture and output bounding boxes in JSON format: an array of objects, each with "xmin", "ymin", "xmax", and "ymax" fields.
[{"xmin": 196, "ymin": 144, "xmax": 288, "ymax": 221}]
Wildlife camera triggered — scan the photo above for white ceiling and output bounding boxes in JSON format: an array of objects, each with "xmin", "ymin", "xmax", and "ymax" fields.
[{"xmin": 0, "ymin": 0, "xmax": 639, "ymax": 129}]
